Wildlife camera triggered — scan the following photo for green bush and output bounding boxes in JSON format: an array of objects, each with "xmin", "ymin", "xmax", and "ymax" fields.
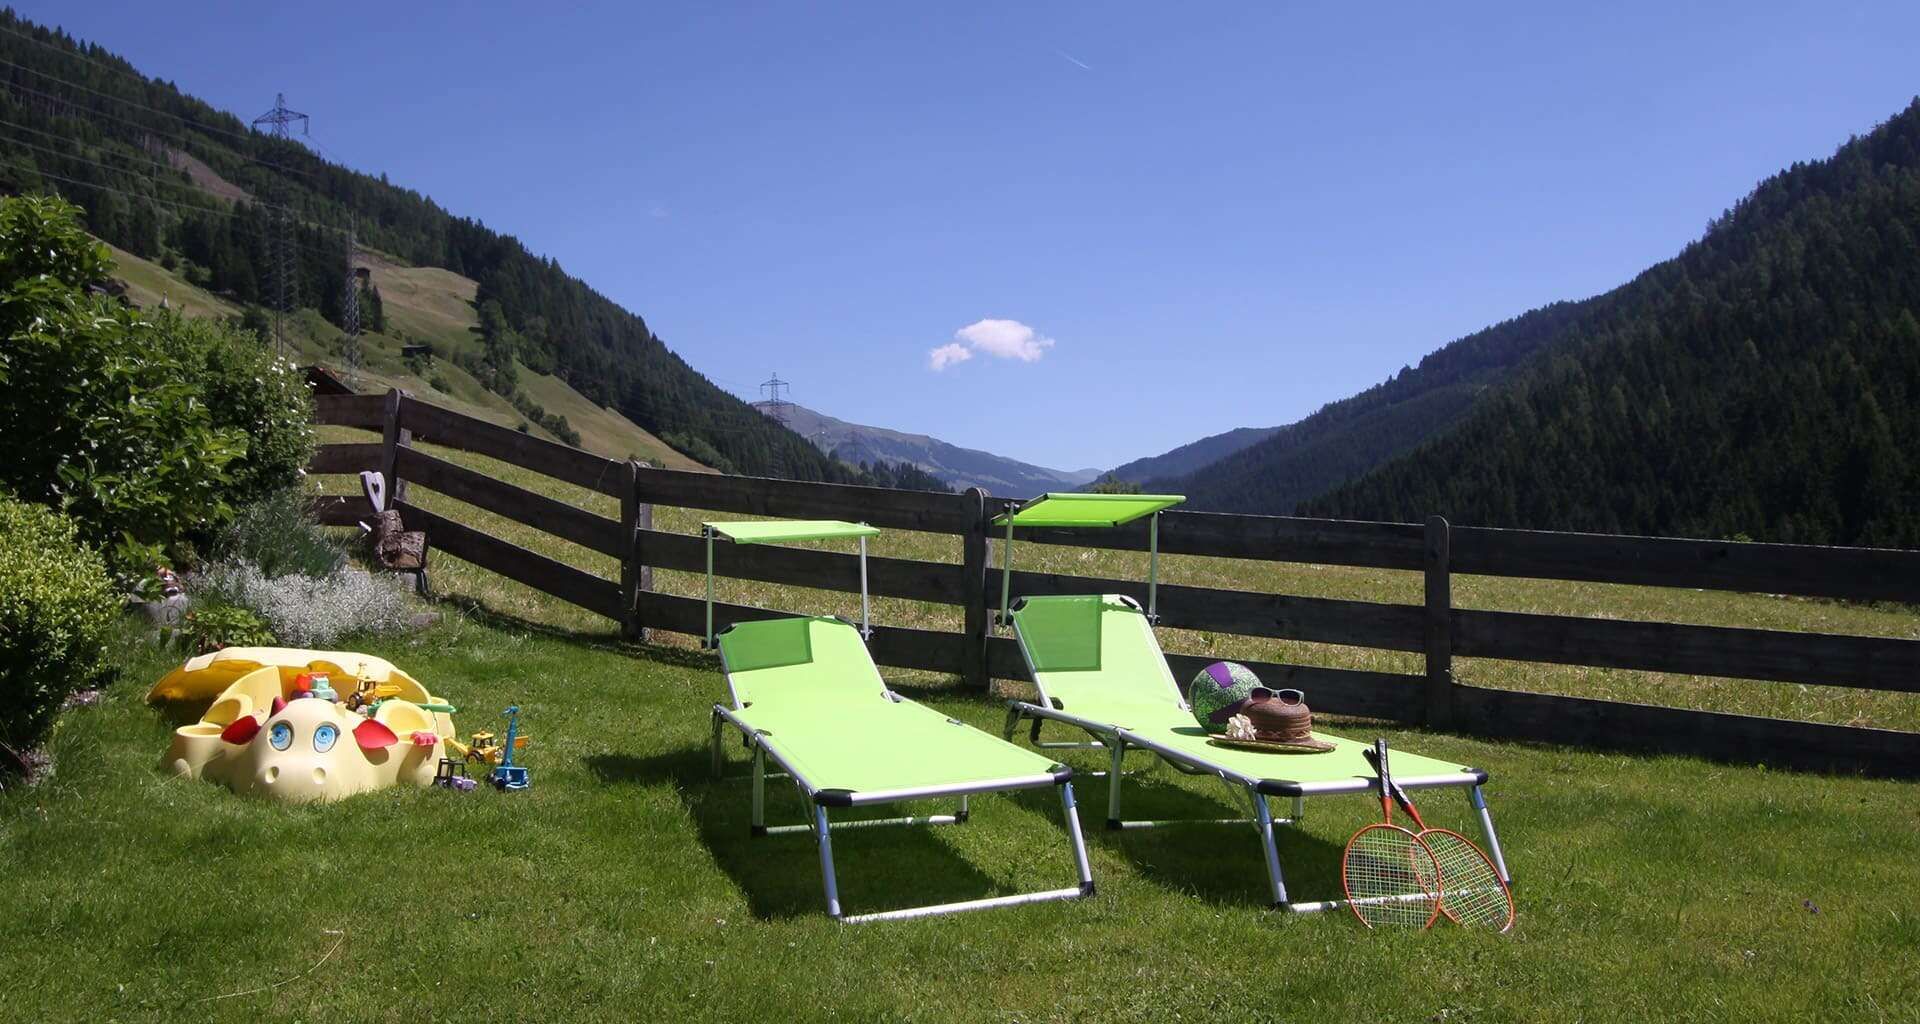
[
  {"xmin": 181, "ymin": 314, "xmax": 314, "ymax": 504},
  {"xmin": 0, "ymin": 195, "xmax": 311, "ymax": 584},
  {"xmin": 215, "ymin": 488, "xmax": 345, "ymax": 579},
  {"xmin": 0, "ymin": 497, "xmax": 118, "ymax": 756},
  {"xmin": 181, "ymin": 602, "xmax": 275, "ymax": 654}
]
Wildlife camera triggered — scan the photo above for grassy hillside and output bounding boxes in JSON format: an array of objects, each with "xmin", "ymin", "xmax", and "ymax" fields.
[{"xmin": 100, "ymin": 240, "xmax": 707, "ymax": 469}]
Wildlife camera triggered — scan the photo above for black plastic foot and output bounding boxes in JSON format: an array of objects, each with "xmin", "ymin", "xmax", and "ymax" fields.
[
  {"xmin": 1105, "ymin": 818, "xmax": 1123, "ymax": 831},
  {"xmin": 1080, "ymin": 881, "xmax": 1097, "ymax": 897},
  {"xmin": 749, "ymin": 825, "xmax": 767, "ymax": 837},
  {"xmin": 954, "ymin": 809, "xmax": 970, "ymax": 823}
]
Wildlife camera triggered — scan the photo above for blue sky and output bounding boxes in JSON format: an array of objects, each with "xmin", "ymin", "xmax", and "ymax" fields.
[{"xmin": 22, "ymin": 2, "xmax": 1920, "ymax": 470}]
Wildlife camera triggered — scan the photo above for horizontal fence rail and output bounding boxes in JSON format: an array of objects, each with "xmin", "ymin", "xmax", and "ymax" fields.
[{"xmin": 304, "ymin": 389, "xmax": 1920, "ymax": 777}]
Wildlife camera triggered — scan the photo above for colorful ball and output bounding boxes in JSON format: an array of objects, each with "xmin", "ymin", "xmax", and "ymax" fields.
[{"xmin": 1187, "ymin": 661, "xmax": 1264, "ymax": 734}]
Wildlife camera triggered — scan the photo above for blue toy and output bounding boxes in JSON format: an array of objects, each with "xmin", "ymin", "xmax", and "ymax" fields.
[{"xmin": 490, "ymin": 705, "xmax": 530, "ymax": 791}]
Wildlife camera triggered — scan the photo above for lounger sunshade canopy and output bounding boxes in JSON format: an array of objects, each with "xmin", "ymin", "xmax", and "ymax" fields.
[
  {"xmin": 992, "ymin": 493, "xmax": 1185, "ymax": 528},
  {"xmin": 702, "ymin": 519, "xmax": 879, "ymax": 648},
  {"xmin": 704, "ymin": 520, "xmax": 882, "ymax": 545},
  {"xmin": 995, "ymin": 493, "xmax": 1186, "ymax": 623}
]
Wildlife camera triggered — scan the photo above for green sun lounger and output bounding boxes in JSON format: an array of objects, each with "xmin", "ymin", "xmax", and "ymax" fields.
[
  {"xmin": 703, "ymin": 520, "xmax": 1095, "ymax": 923},
  {"xmin": 989, "ymin": 496, "xmax": 1511, "ymax": 913}
]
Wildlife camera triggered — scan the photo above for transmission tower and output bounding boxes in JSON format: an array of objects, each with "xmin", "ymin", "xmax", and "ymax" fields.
[
  {"xmin": 341, "ymin": 218, "xmax": 361, "ymax": 382},
  {"xmin": 251, "ymin": 92, "xmax": 308, "ymax": 355},
  {"xmin": 759, "ymin": 372, "xmax": 793, "ymax": 425}
]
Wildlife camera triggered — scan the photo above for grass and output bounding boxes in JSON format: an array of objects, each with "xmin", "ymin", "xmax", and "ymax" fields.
[
  {"xmin": 3, "ymin": 613, "xmax": 1916, "ymax": 1022},
  {"xmin": 311, "ymin": 425, "xmax": 1920, "ymax": 732}
]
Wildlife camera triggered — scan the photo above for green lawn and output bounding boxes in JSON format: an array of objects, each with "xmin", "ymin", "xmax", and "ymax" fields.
[{"xmin": 4, "ymin": 615, "xmax": 1916, "ymax": 1022}]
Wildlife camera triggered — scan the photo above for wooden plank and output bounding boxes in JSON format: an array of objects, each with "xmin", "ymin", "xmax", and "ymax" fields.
[
  {"xmin": 1012, "ymin": 509, "xmax": 1427, "ymax": 570},
  {"xmin": 1163, "ymin": 654, "xmax": 1425, "ymax": 723},
  {"xmin": 637, "ymin": 528, "xmax": 966, "ymax": 605},
  {"xmin": 634, "ymin": 466, "xmax": 976, "ymax": 533},
  {"xmin": 986, "ymin": 567, "xmax": 1425, "ymax": 651},
  {"xmin": 1452, "ymin": 608, "xmax": 1920, "ymax": 693},
  {"xmin": 312, "ymin": 392, "xmax": 386, "ymax": 428},
  {"xmin": 977, "ymin": 632, "xmax": 1422, "ymax": 722},
  {"xmin": 398, "ymin": 396, "xmax": 624, "ymax": 497},
  {"xmin": 398, "ymin": 501, "xmax": 624, "ymax": 621},
  {"xmin": 396, "ymin": 447, "xmax": 623, "ymax": 558},
  {"xmin": 1450, "ymin": 524, "xmax": 1920, "ymax": 604},
  {"xmin": 379, "ymin": 389, "xmax": 410, "ymax": 510},
  {"xmin": 1453, "ymin": 684, "xmax": 1920, "ymax": 778},
  {"xmin": 1424, "ymin": 515, "xmax": 1455, "ymax": 728},
  {"xmin": 619, "ymin": 461, "xmax": 641, "ymax": 641},
  {"xmin": 960, "ymin": 488, "xmax": 990, "ymax": 690},
  {"xmin": 307, "ymin": 442, "xmax": 382, "ymax": 475},
  {"xmin": 637, "ymin": 591, "xmax": 965, "ymax": 674},
  {"xmin": 310, "ymin": 494, "xmax": 373, "ymax": 527}
]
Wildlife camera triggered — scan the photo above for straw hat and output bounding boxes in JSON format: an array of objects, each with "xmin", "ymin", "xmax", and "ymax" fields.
[{"xmin": 1209, "ymin": 688, "xmax": 1335, "ymax": 753}]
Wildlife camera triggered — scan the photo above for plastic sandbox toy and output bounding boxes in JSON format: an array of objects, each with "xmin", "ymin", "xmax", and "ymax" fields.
[{"xmin": 153, "ymin": 647, "xmax": 459, "ymax": 803}]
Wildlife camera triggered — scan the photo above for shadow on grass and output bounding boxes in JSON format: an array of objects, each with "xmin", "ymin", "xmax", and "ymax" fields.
[
  {"xmin": 587, "ymin": 747, "xmax": 1009, "ymax": 921},
  {"xmin": 1007, "ymin": 761, "xmax": 1349, "ymax": 909}
]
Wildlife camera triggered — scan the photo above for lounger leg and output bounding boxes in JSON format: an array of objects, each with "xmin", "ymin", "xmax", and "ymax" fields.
[
  {"xmin": 1291, "ymin": 794, "xmax": 1305, "ymax": 821},
  {"xmin": 1469, "ymin": 786, "xmax": 1512, "ymax": 886},
  {"xmin": 1060, "ymin": 782, "xmax": 1096, "ymax": 895},
  {"xmin": 710, "ymin": 709, "xmax": 726, "ymax": 779},
  {"xmin": 1106, "ymin": 738, "xmax": 1127, "ymax": 828},
  {"xmin": 750, "ymin": 743, "xmax": 766, "ymax": 836},
  {"xmin": 957, "ymin": 794, "xmax": 970, "ymax": 823},
  {"xmin": 1001, "ymin": 704, "xmax": 1023, "ymax": 742},
  {"xmin": 814, "ymin": 805, "xmax": 843, "ymax": 919},
  {"xmin": 1252, "ymin": 792, "xmax": 1290, "ymax": 909}
]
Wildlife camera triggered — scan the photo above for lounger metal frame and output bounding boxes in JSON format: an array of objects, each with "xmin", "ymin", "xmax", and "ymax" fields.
[
  {"xmin": 711, "ymin": 644, "xmax": 1096, "ymax": 924},
  {"xmin": 1001, "ymin": 596, "xmax": 1512, "ymax": 914}
]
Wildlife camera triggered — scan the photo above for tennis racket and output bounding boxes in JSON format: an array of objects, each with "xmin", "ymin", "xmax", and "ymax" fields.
[
  {"xmin": 1365, "ymin": 743, "xmax": 1515, "ymax": 933},
  {"xmin": 1341, "ymin": 738, "xmax": 1442, "ymax": 928}
]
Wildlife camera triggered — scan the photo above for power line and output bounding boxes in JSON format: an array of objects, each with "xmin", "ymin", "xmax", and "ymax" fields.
[
  {"xmin": 0, "ymin": 20, "xmax": 149, "ymax": 85},
  {"xmin": 0, "ymin": 56, "xmax": 283, "ymax": 153},
  {"xmin": 0, "ymin": 115, "xmax": 186, "ymax": 177},
  {"xmin": 0, "ymin": 160, "xmax": 347, "ymax": 259},
  {"xmin": 0, "ymin": 66, "xmax": 315, "ymax": 181}
]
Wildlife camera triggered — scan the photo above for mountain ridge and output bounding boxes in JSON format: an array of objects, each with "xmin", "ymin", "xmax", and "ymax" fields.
[{"xmin": 754, "ymin": 401, "xmax": 1100, "ymax": 498}]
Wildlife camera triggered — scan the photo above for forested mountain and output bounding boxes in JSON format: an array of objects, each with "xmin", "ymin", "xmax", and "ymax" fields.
[
  {"xmin": 0, "ymin": 12, "xmax": 850, "ymax": 481},
  {"xmin": 1305, "ymin": 99, "xmax": 1920, "ymax": 547},
  {"xmin": 1148, "ymin": 296, "xmax": 1599, "ymax": 512},
  {"xmin": 1107, "ymin": 425, "xmax": 1281, "ymax": 485},
  {"xmin": 758, "ymin": 401, "xmax": 1099, "ymax": 497}
]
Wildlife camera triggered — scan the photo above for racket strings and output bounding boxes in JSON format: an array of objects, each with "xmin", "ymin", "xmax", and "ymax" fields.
[
  {"xmin": 1342, "ymin": 825, "xmax": 1441, "ymax": 928},
  {"xmin": 1417, "ymin": 829, "xmax": 1514, "ymax": 931}
]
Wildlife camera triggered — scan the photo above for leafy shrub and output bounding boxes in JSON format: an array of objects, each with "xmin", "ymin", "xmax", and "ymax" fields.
[
  {"xmin": 215, "ymin": 488, "xmax": 345, "ymax": 580},
  {"xmin": 0, "ymin": 195, "xmax": 312, "ymax": 583},
  {"xmin": 191, "ymin": 560, "xmax": 412, "ymax": 647},
  {"xmin": 0, "ymin": 497, "xmax": 118, "ymax": 755},
  {"xmin": 182, "ymin": 602, "xmax": 276, "ymax": 653}
]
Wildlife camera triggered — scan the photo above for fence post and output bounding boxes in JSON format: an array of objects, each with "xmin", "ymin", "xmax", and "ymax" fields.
[
  {"xmin": 620, "ymin": 460, "xmax": 652, "ymax": 642},
  {"xmin": 1424, "ymin": 514, "xmax": 1455, "ymax": 729},
  {"xmin": 960, "ymin": 487, "xmax": 990, "ymax": 689},
  {"xmin": 378, "ymin": 388, "xmax": 411, "ymax": 508}
]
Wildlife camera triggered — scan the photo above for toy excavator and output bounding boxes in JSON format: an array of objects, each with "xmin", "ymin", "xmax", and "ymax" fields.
[{"xmin": 441, "ymin": 706, "xmax": 530, "ymax": 791}]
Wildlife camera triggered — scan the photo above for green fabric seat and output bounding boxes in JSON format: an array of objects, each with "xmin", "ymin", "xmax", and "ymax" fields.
[
  {"xmin": 1011, "ymin": 595, "xmax": 1470, "ymax": 784},
  {"xmin": 721, "ymin": 616, "xmax": 1064, "ymax": 797}
]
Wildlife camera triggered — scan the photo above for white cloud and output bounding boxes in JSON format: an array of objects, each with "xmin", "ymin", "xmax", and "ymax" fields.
[
  {"xmin": 928, "ymin": 318, "xmax": 1055, "ymax": 370},
  {"xmin": 928, "ymin": 342, "xmax": 973, "ymax": 371}
]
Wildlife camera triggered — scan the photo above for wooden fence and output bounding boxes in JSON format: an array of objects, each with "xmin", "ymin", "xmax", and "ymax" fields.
[{"xmin": 311, "ymin": 389, "xmax": 1920, "ymax": 777}]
